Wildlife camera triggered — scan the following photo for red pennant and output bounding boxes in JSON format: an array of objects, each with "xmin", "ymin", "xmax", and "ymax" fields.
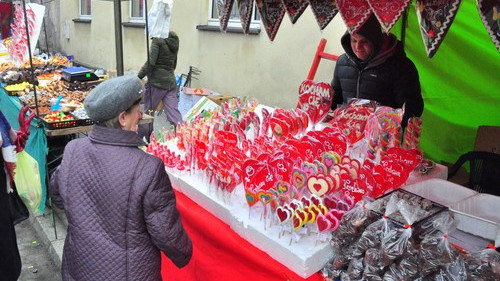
[
  {"xmin": 415, "ymin": 0, "xmax": 463, "ymax": 58},
  {"xmin": 309, "ymin": 0, "xmax": 339, "ymax": 30},
  {"xmin": 367, "ymin": 0, "xmax": 412, "ymax": 33},
  {"xmin": 478, "ymin": 0, "xmax": 500, "ymax": 51},
  {"xmin": 281, "ymin": 0, "xmax": 309, "ymax": 24},
  {"xmin": 256, "ymin": 0, "xmax": 286, "ymax": 41},
  {"xmin": 236, "ymin": 0, "xmax": 254, "ymax": 34},
  {"xmin": 337, "ymin": 0, "xmax": 373, "ymax": 33}
]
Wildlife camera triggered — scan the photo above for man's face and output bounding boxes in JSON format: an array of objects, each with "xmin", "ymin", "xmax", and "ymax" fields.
[{"xmin": 350, "ymin": 33, "xmax": 373, "ymax": 61}]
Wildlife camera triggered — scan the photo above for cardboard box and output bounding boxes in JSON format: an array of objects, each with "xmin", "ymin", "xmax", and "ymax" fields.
[{"xmin": 207, "ymin": 95, "xmax": 234, "ymax": 105}]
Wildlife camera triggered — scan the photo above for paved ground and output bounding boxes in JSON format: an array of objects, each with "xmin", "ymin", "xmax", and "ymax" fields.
[{"xmin": 15, "ymin": 219, "xmax": 62, "ymax": 281}]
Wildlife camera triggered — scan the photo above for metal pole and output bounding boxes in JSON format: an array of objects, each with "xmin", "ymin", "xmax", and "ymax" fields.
[
  {"xmin": 40, "ymin": 0, "xmax": 49, "ymax": 53},
  {"xmin": 144, "ymin": 0, "xmax": 153, "ymax": 118},
  {"xmin": 21, "ymin": 0, "xmax": 39, "ymax": 116},
  {"xmin": 113, "ymin": 0, "xmax": 124, "ymax": 76}
]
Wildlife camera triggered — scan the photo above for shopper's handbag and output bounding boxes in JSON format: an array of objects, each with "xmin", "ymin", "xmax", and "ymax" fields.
[{"xmin": 8, "ymin": 184, "xmax": 29, "ymax": 225}]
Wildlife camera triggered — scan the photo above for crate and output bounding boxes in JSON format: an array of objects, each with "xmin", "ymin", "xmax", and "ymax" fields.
[
  {"xmin": 450, "ymin": 194, "xmax": 500, "ymax": 242},
  {"xmin": 403, "ymin": 178, "xmax": 477, "ymax": 207},
  {"xmin": 42, "ymin": 115, "xmax": 79, "ymax": 130},
  {"xmin": 368, "ymin": 189, "xmax": 448, "ymax": 240},
  {"xmin": 77, "ymin": 118, "xmax": 95, "ymax": 126}
]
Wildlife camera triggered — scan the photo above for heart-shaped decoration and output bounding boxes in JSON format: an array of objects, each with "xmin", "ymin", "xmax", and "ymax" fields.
[
  {"xmin": 296, "ymin": 208, "xmax": 309, "ymax": 224},
  {"xmin": 290, "ymin": 199, "xmax": 303, "ymax": 210},
  {"xmin": 256, "ymin": 0, "xmax": 286, "ymax": 41},
  {"xmin": 340, "ymin": 172, "xmax": 366, "ymax": 203},
  {"xmin": 327, "ymin": 209, "xmax": 345, "ymax": 221},
  {"xmin": 322, "ymin": 152, "xmax": 338, "ymax": 171},
  {"xmin": 376, "ymin": 158, "xmax": 406, "ymax": 190},
  {"xmin": 245, "ymin": 189, "xmax": 258, "ymax": 207},
  {"xmin": 323, "ymin": 196, "xmax": 338, "ymax": 210},
  {"xmin": 292, "ymin": 168, "xmax": 307, "ymax": 191},
  {"xmin": 276, "ymin": 181, "xmax": 291, "ymax": 195},
  {"xmin": 309, "ymin": 204, "xmax": 321, "ymax": 217},
  {"xmin": 415, "ymin": 0, "xmax": 462, "ymax": 58},
  {"xmin": 270, "ymin": 115, "xmax": 290, "ymax": 138},
  {"xmin": 309, "ymin": 0, "xmax": 339, "ymax": 30},
  {"xmin": 257, "ymin": 190, "xmax": 273, "ymax": 204},
  {"xmin": 301, "ymin": 196, "xmax": 313, "ymax": 207},
  {"xmin": 270, "ymin": 157, "xmax": 293, "ymax": 183},
  {"xmin": 336, "ymin": 200, "xmax": 351, "ymax": 212},
  {"xmin": 343, "ymin": 194, "xmax": 355, "ymax": 208},
  {"xmin": 325, "ymin": 212, "xmax": 340, "ymax": 231},
  {"xmin": 276, "ymin": 206, "xmax": 291, "ymax": 223},
  {"xmin": 236, "ymin": 0, "xmax": 254, "ymax": 34},
  {"xmin": 478, "ymin": 0, "xmax": 500, "ymax": 51},
  {"xmin": 333, "ymin": 104, "xmax": 373, "ymax": 144},
  {"xmin": 293, "ymin": 212, "xmax": 304, "ymax": 230},
  {"xmin": 307, "ymin": 207, "xmax": 318, "ymax": 223},
  {"xmin": 313, "ymin": 160, "xmax": 328, "ymax": 174},
  {"xmin": 297, "ymin": 80, "xmax": 334, "ymax": 126},
  {"xmin": 367, "ymin": 0, "xmax": 412, "ymax": 32},
  {"xmin": 318, "ymin": 203, "xmax": 328, "ymax": 215},
  {"xmin": 216, "ymin": 0, "xmax": 236, "ymax": 31},
  {"xmin": 310, "ymin": 194, "xmax": 322, "ymax": 207},
  {"xmin": 281, "ymin": 0, "xmax": 309, "ymax": 24},
  {"xmin": 302, "ymin": 162, "xmax": 319, "ymax": 176},
  {"xmin": 307, "ymin": 175, "xmax": 330, "ymax": 197},
  {"xmin": 316, "ymin": 214, "xmax": 332, "ymax": 232},
  {"xmin": 337, "ymin": 0, "xmax": 373, "ymax": 33}
]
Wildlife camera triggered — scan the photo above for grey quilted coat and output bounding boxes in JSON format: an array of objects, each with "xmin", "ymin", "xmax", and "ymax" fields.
[{"xmin": 50, "ymin": 125, "xmax": 192, "ymax": 281}]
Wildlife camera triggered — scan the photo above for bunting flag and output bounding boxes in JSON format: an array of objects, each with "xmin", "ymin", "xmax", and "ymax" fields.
[
  {"xmin": 237, "ymin": 0, "xmax": 254, "ymax": 34},
  {"xmin": 256, "ymin": 0, "xmax": 286, "ymax": 41},
  {"xmin": 477, "ymin": 0, "xmax": 500, "ymax": 51},
  {"xmin": 337, "ymin": 0, "xmax": 373, "ymax": 33},
  {"xmin": 281, "ymin": 0, "xmax": 309, "ymax": 24},
  {"xmin": 309, "ymin": 0, "xmax": 339, "ymax": 30},
  {"xmin": 367, "ymin": 0, "xmax": 412, "ymax": 33},
  {"xmin": 216, "ymin": 0, "xmax": 235, "ymax": 31},
  {"xmin": 415, "ymin": 0, "xmax": 463, "ymax": 58}
]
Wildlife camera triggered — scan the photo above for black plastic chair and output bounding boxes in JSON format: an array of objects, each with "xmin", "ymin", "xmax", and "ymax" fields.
[{"xmin": 448, "ymin": 151, "xmax": 500, "ymax": 196}]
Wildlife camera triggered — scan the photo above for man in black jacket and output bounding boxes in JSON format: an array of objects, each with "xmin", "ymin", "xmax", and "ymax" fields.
[{"xmin": 331, "ymin": 14, "xmax": 424, "ymax": 126}]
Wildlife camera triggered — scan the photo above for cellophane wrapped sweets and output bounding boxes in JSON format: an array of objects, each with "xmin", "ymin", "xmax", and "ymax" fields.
[{"xmin": 464, "ymin": 248, "xmax": 500, "ymax": 280}]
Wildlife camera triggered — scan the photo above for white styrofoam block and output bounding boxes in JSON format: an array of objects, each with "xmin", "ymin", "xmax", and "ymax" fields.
[
  {"xmin": 450, "ymin": 194, "xmax": 500, "ymax": 242},
  {"xmin": 165, "ymin": 170, "xmax": 333, "ymax": 278},
  {"xmin": 403, "ymin": 178, "xmax": 477, "ymax": 207}
]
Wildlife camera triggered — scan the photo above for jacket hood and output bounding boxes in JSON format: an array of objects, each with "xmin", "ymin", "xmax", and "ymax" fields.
[
  {"xmin": 152, "ymin": 31, "xmax": 179, "ymax": 53},
  {"xmin": 341, "ymin": 14, "xmax": 384, "ymax": 64}
]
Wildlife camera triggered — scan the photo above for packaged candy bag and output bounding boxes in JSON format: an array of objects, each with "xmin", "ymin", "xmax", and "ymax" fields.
[
  {"xmin": 379, "ymin": 198, "xmax": 426, "ymax": 266},
  {"xmin": 464, "ymin": 248, "xmax": 500, "ymax": 281},
  {"xmin": 382, "ymin": 244, "xmax": 420, "ymax": 281},
  {"xmin": 349, "ymin": 193, "xmax": 400, "ymax": 258},
  {"xmin": 328, "ymin": 198, "xmax": 377, "ymax": 269},
  {"xmin": 418, "ymin": 212, "xmax": 463, "ymax": 277}
]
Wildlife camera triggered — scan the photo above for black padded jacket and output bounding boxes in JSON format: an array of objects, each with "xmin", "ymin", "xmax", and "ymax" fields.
[{"xmin": 331, "ymin": 33, "xmax": 424, "ymax": 126}]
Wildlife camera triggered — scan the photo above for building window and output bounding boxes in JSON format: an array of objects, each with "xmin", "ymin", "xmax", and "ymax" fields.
[
  {"xmin": 208, "ymin": 1, "xmax": 260, "ymax": 29},
  {"xmin": 130, "ymin": 0, "xmax": 145, "ymax": 22},
  {"xmin": 79, "ymin": 0, "xmax": 91, "ymax": 19}
]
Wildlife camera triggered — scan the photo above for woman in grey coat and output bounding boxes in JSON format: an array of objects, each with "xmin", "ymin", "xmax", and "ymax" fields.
[{"xmin": 50, "ymin": 75, "xmax": 192, "ymax": 281}]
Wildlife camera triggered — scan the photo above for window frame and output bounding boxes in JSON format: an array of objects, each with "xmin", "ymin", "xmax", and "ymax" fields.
[
  {"xmin": 207, "ymin": 1, "xmax": 261, "ymax": 30},
  {"xmin": 78, "ymin": 0, "xmax": 92, "ymax": 19},
  {"xmin": 129, "ymin": 0, "xmax": 146, "ymax": 23}
]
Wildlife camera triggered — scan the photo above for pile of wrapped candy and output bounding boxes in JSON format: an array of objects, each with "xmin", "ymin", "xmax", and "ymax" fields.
[{"xmin": 322, "ymin": 190, "xmax": 500, "ymax": 281}]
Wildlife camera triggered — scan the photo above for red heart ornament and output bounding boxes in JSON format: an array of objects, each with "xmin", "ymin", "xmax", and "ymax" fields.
[
  {"xmin": 316, "ymin": 214, "xmax": 332, "ymax": 232},
  {"xmin": 328, "ymin": 209, "xmax": 346, "ymax": 221},
  {"xmin": 276, "ymin": 206, "xmax": 291, "ymax": 223},
  {"xmin": 326, "ymin": 212, "xmax": 340, "ymax": 228},
  {"xmin": 323, "ymin": 196, "xmax": 338, "ymax": 210},
  {"xmin": 297, "ymin": 80, "xmax": 334, "ymax": 126},
  {"xmin": 307, "ymin": 175, "xmax": 330, "ymax": 197},
  {"xmin": 340, "ymin": 172, "xmax": 366, "ymax": 203},
  {"xmin": 337, "ymin": 0, "xmax": 373, "ymax": 33},
  {"xmin": 367, "ymin": 0, "xmax": 412, "ymax": 33}
]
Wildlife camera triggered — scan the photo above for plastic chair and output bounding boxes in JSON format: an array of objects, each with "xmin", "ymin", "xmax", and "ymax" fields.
[{"xmin": 447, "ymin": 151, "xmax": 500, "ymax": 196}]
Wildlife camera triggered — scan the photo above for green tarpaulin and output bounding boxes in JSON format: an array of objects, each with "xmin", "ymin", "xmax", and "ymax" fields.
[
  {"xmin": 0, "ymin": 89, "xmax": 47, "ymax": 213},
  {"xmin": 394, "ymin": 1, "xmax": 500, "ymax": 164}
]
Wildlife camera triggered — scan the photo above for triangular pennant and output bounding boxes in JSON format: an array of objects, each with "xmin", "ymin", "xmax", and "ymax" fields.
[
  {"xmin": 367, "ymin": 0, "xmax": 412, "ymax": 33},
  {"xmin": 256, "ymin": 0, "xmax": 286, "ymax": 41},
  {"xmin": 337, "ymin": 0, "xmax": 373, "ymax": 33},
  {"xmin": 216, "ymin": 0, "xmax": 236, "ymax": 31},
  {"xmin": 477, "ymin": 0, "xmax": 500, "ymax": 51},
  {"xmin": 237, "ymin": 0, "xmax": 254, "ymax": 34},
  {"xmin": 309, "ymin": 0, "xmax": 339, "ymax": 30},
  {"xmin": 415, "ymin": 0, "xmax": 463, "ymax": 58},
  {"xmin": 281, "ymin": 0, "xmax": 310, "ymax": 24}
]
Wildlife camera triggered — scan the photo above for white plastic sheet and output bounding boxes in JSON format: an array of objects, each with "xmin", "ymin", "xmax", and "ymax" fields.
[{"xmin": 147, "ymin": 0, "xmax": 173, "ymax": 38}]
